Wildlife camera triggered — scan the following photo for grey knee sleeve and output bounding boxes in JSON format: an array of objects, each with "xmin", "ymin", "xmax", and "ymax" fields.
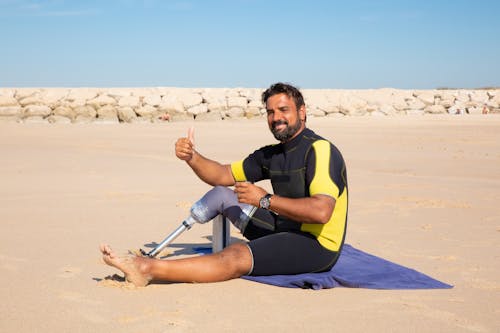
[{"xmin": 189, "ymin": 186, "xmax": 256, "ymax": 232}]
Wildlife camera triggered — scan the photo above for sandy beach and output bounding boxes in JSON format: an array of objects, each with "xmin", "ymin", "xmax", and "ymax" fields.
[{"xmin": 0, "ymin": 115, "xmax": 499, "ymax": 332}]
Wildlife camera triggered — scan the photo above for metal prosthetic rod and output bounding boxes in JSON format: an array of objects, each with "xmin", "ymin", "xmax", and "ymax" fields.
[{"xmin": 141, "ymin": 216, "xmax": 197, "ymax": 258}]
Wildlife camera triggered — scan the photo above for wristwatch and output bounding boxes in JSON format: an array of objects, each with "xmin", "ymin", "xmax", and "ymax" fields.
[{"xmin": 259, "ymin": 193, "xmax": 273, "ymax": 210}]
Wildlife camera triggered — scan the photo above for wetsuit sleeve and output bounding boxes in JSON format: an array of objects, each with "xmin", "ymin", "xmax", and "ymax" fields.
[
  {"xmin": 230, "ymin": 147, "xmax": 269, "ymax": 183},
  {"xmin": 306, "ymin": 140, "xmax": 347, "ymax": 200}
]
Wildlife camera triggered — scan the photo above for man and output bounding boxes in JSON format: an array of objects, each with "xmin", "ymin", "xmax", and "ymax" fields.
[{"xmin": 100, "ymin": 82, "xmax": 348, "ymax": 286}]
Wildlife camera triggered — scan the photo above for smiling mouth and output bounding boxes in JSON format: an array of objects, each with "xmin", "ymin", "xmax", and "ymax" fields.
[{"xmin": 272, "ymin": 121, "xmax": 288, "ymax": 131}]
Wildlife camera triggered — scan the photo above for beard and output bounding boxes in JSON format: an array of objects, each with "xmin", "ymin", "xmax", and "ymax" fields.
[{"xmin": 271, "ymin": 119, "xmax": 302, "ymax": 142}]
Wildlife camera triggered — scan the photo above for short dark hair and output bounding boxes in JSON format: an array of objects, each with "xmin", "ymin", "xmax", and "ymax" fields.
[{"xmin": 262, "ymin": 82, "xmax": 305, "ymax": 110}]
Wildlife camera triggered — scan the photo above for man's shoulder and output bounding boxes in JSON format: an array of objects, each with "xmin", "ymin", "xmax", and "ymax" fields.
[
  {"xmin": 247, "ymin": 143, "xmax": 280, "ymax": 160},
  {"xmin": 302, "ymin": 128, "xmax": 329, "ymax": 145},
  {"xmin": 303, "ymin": 128, "xmax": 345, "ymax": 160}
]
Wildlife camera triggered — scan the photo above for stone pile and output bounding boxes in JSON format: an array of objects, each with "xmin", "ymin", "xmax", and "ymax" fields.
[{"xmin": 0, "ymin": 87, "xmax": 498, "ymax": 123}]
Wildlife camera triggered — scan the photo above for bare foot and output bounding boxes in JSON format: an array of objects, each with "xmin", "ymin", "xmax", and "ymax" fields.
[{"xmin": 100, "ymin": 244, "xmax": 152, "ymax": 287}]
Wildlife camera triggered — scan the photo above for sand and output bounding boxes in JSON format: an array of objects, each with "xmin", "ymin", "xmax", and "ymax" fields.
[{"xmin": 0, "ymin": 115, "xmax": 499, "ymax": 332}]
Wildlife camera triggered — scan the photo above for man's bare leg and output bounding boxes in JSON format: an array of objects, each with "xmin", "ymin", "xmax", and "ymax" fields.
[{"xmin": 100, "ymin": 242, "xmax": 253, "ymax": 286}]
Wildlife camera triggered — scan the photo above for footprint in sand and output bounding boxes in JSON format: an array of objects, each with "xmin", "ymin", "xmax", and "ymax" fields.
[
  {"xmin": 57, "ymin": 266, "xmax": 82, "ymax": 278},
  {"xmin": 96, "ymin": 274, "xmax": 141, "ymax": 290}
]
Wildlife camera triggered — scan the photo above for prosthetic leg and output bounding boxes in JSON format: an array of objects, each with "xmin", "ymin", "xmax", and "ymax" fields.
[
  {"xmin": 140, "ymin": 186, "xmax": 254, "ymax": 258},
  {"xmin": 140, "ymin": 216, "xmax": 197, "ymax": 258}
]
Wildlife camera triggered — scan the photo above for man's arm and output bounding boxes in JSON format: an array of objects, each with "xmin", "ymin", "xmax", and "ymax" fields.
[
  {"xmin": 175, "ymin": 127, "xmax": 235, "ymax": 186},
  {"xmin": 234, "ymin": 182, "xmax": 334, "ymax": 224},
  {"xmin": 266, "ymin": 194, "xmax": 334, "ymax": 224}
]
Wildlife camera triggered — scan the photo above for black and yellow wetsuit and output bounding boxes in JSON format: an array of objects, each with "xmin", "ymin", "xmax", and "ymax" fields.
[{"xmin": 231, "ymin": 128, "xmax": 348, "ymax": 276}]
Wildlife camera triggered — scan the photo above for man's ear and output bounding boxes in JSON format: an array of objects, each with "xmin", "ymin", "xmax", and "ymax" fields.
[{"xmin": 299, "ymin": 105, "xmax": 306, "ymax": 122}]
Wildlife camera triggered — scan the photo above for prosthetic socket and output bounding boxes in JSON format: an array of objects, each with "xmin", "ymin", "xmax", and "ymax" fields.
[{"xmin": 189, "ymin": 186, "xmax": 256, "ymax": 233}]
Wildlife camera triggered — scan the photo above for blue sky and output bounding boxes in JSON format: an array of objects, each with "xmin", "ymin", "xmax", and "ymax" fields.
[{"xmin": 1, "ymin": 0, "xmax": 499, "ymax": 89}]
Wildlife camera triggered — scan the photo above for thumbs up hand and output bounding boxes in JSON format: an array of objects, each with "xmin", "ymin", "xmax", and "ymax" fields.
[
  {"xmin": 175, "ymin": 127, "xmax": 196, "ymax": 162},
  {"xmin": 187, "ymin": 126, "xmax": 195, "ymax": 145}
]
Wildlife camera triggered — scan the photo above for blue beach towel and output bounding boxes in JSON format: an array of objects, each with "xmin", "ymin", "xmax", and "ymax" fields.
[{"xmin": 241, "ymin": 244, "xmax": 453, "ymax": 290}]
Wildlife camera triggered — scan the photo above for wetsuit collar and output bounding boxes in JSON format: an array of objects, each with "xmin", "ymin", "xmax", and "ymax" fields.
[{"xmin": 281, "ymin": 127, "xmax": 312, "ymax": 151}]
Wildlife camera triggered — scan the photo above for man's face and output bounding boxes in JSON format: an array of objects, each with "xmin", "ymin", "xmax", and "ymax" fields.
[{"xmin": 266, "ymin": 93, "xmax": 306, "ymax": 142}]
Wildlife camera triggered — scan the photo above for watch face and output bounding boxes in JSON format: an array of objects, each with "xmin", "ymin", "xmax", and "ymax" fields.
[{"xmin": 259, "ymin": 196, "xmax": 270, "ymax": 209}]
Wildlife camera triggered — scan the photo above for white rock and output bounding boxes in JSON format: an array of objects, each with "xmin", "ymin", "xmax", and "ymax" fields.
[
  {"xmin": 168, "ymin": 111, "xmax": 194, "ymax": 122},
  {"xmin": 73, "ymin": 115, "xmax": 95, "ymax": 123},
  {"xmin": 226, "ymin": 89, "xmax": 240, "ymax": 97},
  {"xmin": 415, "ymin": 91, "xmax": 435, "ymax": 105},
  {"xmin": 0, "ymin": 116, "xmax": 21, "ymax": 123},
  {"xmin": 107, "ymin": 88, "xmax": 131, "ymax": 99},
  {"xmin": 202, "ymin": 89, "xmax": 225, "ymax": 101},
  {"xmin": 159, "ymin": 96, "xmax": 185, "ymax": 113},
  {"xmin": 406, "ymin": 109, "xmax": 425, "ymax": 116},
  {"xmin": 95, "ymin": 117, "xmax": 119, "ymax": 124},
  {"xmin": 87, "ymin": 94, "xmax": 117, "ymax": 108},
  {"xmin": 492, "ymin": 92, "xmax": 500, "ymax": 107},
  {"xmin": 135, "ymin": 105, "xmax": 157, "ymax": 118},
  {"xmin": 308, "ymin": 107, "xmax": 326, "ymax": 117},
  {"xmin": 470, "ymin": 90, "xmax": 489, "ymax": 104},
  {"xmin": 227, "ymin": 96, "xmax": 247, "ymax": 108},
  {"xmin": 365, "ymin": 104, "xmax": 378, "ymax": 113},
  {"xmin": 225, "ymin": 107, "xmax": 245, "ymax": 118},
  {"xmin": 177, "ymin": 92, "xmax": 203, "ymax": 108},
  {"xmin": 47, "ymin": 115, "xmax": 72, "ymax": 124},
  {"xmin": 19, "ymin": 95, "xmax": 44, "ymax": 106},
  {"xmin": 339, "ymin": 95, "xmax": 367, "ymax": 115},
  {"xmin": 438, "ymin": 97, "xmax": 455, "ymax": 108},
  {"xmin": 53, "ymin": 106, "xmax": 74, "ymax": 119},
  {"xmin": 0, "ymin": 95, "xmax": 19, "ymax": 107},
  {"xmin": 0, "ymin": 88, "xmax": 16, "ymax": 98},
  {"xmin": 15, "ymin": 88, "xmax": 40, "ymax": 99},
  {"xmin": 323, "ymin": 111, "xmax": 344, "ymax": 118},
  {"xmin": 195, "ymin": 111, "xmax": 223, "ymax": 121},
  {"xmin": 248, "ymin": 99, "xmax": 263, "ymax": 108},
  {"xmin": 378, "ymin": 104, "xmax": 397, "ymax": 115},
  {"xmin": 97, "ymin": 105, "xmax": 118, "ymax": 119},
  {"xmin": 187, "ymin": 104, "xmax": 208, "ymax": 116},
  {"xmin": 424, "ymin": 104, "xmax": 446, "ymax": 114},
  {"xmin": 65, "ymin": 88, "xmax": 98, "ymax": 103},
  {"xmin": 245, "ymin": 89, "xmax": 262, "ymax": 102},
  {"xmin": 133, "ymin": 88, "xmax": 156, "ymax": 98},
  {"xmin": 370, "ymin": 110, "xmax": 387, "ymax": 116},
  {"xmin": 23, "ymin": 116, "xmax": 48, "ymax": 123},
  {"xmin": 485, "ymin": 99, "xmax": 498, "ymax": 108},
  {"xmin": 23, "ymin": 105, "xmax": 51, "ymax": 117},
  {"xmin": 143, "ymin": 94, "xmax": 162, "ymax": 107},
  {"xmin": 405, "ymin": 98, "xmax": 426, "ymax": 110},
  {"xmin": 0, "ymin": 106, "xmax": 22, "ymax": 116},
  {"xmin": 73, "ymin": 105, "xmax": 97, "ymax": 118},
  {"xmin": 454, "ymin": 91, "xmax": 470, "ymax": 103},
  {"xmin": 117, "ymin": 107, "xmax": 137, "ymax": 123},
  {"xmin": 118, "ymin": 95, "xmax": 141, "ymax": 108},
  {"xmin": 467, "ymin": 106, "xmax": 483, "ymax": 115},
  {"xmin": 40, "ymin": 89, "xmax": 69, "ymax": 106},
  {"xmin": 245, "ymin": 106, "xmax": 262, "ymax": 118}
]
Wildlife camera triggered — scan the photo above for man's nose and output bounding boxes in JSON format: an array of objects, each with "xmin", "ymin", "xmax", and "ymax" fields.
[{"xmin": 272, "ymin": 110, "xmax": 283, "ymax": 121}]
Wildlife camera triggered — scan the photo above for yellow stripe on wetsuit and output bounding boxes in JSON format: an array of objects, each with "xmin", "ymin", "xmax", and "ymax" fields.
[
  {"xmin": 301, "ymin": 140, "xmax": 347, "ymax": 252},
  {"xmin": 231, "ymin": 160, "xmax": 247, "ymax": 182}
]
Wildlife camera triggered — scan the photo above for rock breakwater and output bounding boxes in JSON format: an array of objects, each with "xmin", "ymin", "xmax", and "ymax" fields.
[{"xmin": 0, "ymin": 87, "xmax": 498, "ymax": 123}]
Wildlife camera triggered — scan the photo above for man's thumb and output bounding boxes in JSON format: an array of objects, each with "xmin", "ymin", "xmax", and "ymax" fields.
[{"xmin": 188, "ymin": 126, "xmax": 195, "ymax": 144}]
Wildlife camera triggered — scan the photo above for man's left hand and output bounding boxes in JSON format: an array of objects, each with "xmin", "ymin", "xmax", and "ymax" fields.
[{"xmin": 234, "ymin": 182, "xmax": 267, "ymax": 207}]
